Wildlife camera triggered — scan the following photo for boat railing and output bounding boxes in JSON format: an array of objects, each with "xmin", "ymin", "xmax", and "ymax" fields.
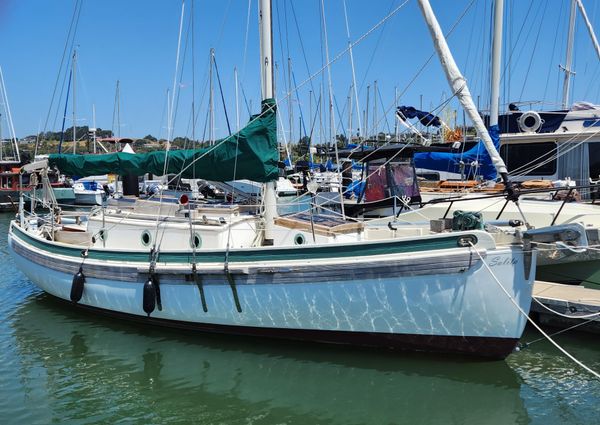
[{"xmin": 424, "ymin": 183, "xmax": 600, "ymax": 223}]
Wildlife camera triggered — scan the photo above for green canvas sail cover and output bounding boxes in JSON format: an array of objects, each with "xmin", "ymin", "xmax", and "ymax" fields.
[{"xmin": 48, "ymin": 98, "xmax": 279, "ymax": 182}]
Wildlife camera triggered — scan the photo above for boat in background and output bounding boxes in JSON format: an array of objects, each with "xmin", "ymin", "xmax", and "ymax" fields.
[{"xmin": 73, "ymin": 179, "xmax": 105, "ymax": 205}]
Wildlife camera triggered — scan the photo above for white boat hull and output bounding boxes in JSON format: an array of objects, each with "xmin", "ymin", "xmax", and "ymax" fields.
[
  {"xmin": 8, "ymin": 223, "xmax": 535, "ymax": 358},
  {"xmin": 74, "ymin": 191, "xmax": 103, "ymax": 205}
]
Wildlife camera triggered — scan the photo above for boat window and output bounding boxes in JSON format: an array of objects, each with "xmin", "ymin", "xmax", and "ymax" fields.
[
  {"xmin": 364, "ymin": 164, "xmax": 388, "ymax": 202},
  {"xmin": 294, "ymin": 233, "xmax": 306, "ymax": 245},
  {"xmin": 500, "ymin": 142, "xmax": 557, "ymax": 176},
  {"xmin": 141, "ymin": 230, "xmax": 152, "ymax": 246},
  {"xmin": 98, "ymin": 229, "xmax": 107, "ymax": 242},
  {"xmin": 389, "ymin": 162, "xmax": 420, "ymax": 200},
  {"xmin": 416, "ymin": 172, "xmax": 440, "ymax": 181},
  {"xmin": 589, "ymin": 143, "xmax": 600, "ymax": 181},
  {"xmin": 190, "ymin": 233, "xmax": 202, "ymax": 249}
]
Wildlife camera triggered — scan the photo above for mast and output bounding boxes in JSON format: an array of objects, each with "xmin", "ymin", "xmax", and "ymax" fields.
[
  {"xmin": 562, "ymin": 0, "xmax": 577, "ymax": 109},
  {"xmin": 259, "ymin": 0, "xmax": 277, "ymax": 245},
  {"xmin": 417, "ymin": 0, "xmax": 509, "ymax": 182},
  {"xmin": 365, "ymin": 85, "xmax": 370, "ymax": 139},
  {"xmin": 0, "ymin": 71, "xmax": 22, "ymax": 160},
  {"xmin": 209, "ymin": 48, "xmax": 215, "ymax": 144},
  {"xmin": 112, "ymin": 80, "xmax": 121, "ymax": 151},
  {"xmin": 116, "ymin": 80, "xmax": 121, "ymax": 139},
  {"xmin": 490, "ymin": 0, "xmax": 504, "ymax": 127},
  {"xmin": 287, "ymin": 57, "xmax": 294, "ymax": 144},
  {"xmin": 348, "ymin": 88, "xmax": 352, "ymax": 141},
  {"xmin": 394, "ymin": 86, "xmax": 398, "ymax": 141},
  {"xmin": 92, "ymin": 104, "xmax": 97, "ymax": 154},
  {"xmin": 373, "ymin": 80, "xmax": 378, "ymax": 137},
  {"xmin": 234, "ymin": 67, "xmax": 240, "ymax": 131},
  {"xmin": 342, "ymin": 0, "xmax": 362, "ymax": 139},
  {"xmin": 320, "ymin": 0, "xmax": 344, "ymax": 218},
  {"xmin": 191, "ymin": 0, "xmax": 196, "ymax": 144},
  {"xmin": 72, "ymin": 49, "xmax": 77, "ymax": 154}
]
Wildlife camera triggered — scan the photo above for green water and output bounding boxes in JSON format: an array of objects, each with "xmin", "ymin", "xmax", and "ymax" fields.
[{"xmin": 1, "ymin": 214, "xmax": 599, "ymax": 424}]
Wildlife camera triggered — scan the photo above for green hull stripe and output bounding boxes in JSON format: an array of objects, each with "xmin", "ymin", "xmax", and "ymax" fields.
[{"xmin": 12, "ymin": 224, "xmax": 469, "ymax": 264}]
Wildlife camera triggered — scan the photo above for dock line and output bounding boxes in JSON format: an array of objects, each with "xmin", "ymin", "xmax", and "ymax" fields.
[
  {"xmin": 532, "ymin": 296, "xmax": 600, "ymax": 320},
  {"xmin": 468, "ymin": 242, "xmax": 600, "ymax": 380},
  {"xmin": 521, "ymin": 318, "xmax": 598, "ymax": 348}
]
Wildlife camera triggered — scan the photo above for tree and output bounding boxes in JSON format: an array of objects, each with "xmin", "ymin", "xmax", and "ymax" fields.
[
  {"xmin": 297, "ymin": 136, "xmax": 311, "ymax": 156},
  {"xmin": 336, "ymin": 134, "xmax": 348, "ymax": 149}
]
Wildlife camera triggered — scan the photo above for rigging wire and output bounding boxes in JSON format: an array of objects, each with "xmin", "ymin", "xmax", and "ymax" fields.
[
  {"xmin": 377, "ymin": 84, "xmax": 392, "ymax": 134},
  {"xmin": 356, "ymin": 0, "xmax": 396, "ymax": 97},
  {"xmin": 388, "ymin": 0, "xmax": 476, "ymax": 128},
  {"xmin": 172, "ymin": 8, "xmax": 194, "ymax": 147},
  {"xmin": 518, "ymin": 3, "xmax": 548, "ymax": 100},
  {"xmin": 212, "ymin": 54, "xmax": 232, "ymax": 135},
  {"xmin": 542, "ymin": 0, "xmax": 566, "ymax": 107},
  {"xmin": 462, "ymin": 0, "xmax": 479, "ymax": 94},
  {"xmin": 41, "ymin": 0, "xmax": 82, "ymax": 148},
  {"xmin": 343, "ymin": 0, "xmax": 363, "ymax": 138},
  {"xmin": 241, "ymin": 0, "xmax": 252, "ymax": 80},
  {"xmin": 168, "ymin": 0, "xmax": 186, "ymax": 149}
]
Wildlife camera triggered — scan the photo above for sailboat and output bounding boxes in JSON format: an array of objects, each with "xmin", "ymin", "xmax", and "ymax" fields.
[
  {"xmin": 9, "ymin": 0, "xmax": 548, "ymax": 358},
  {"xmin": 0, "ymin": 66, "xmax": 75, "ymax": 210}
]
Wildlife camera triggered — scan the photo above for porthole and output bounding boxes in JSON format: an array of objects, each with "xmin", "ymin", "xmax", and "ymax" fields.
[
  {"xmin": 141, "ymin": 230, "xmax": 152, "ymax": 246},
  {"xmin": 294, "ymin": 233, "xmax": 306, "ymax": 245},
  {"xmin": 190, "ymin": 232, "xmax": 202, "ymax": 249},
  {"xmin": 98, "ymin": 229, "xmax": 107, "ymax": 242}
]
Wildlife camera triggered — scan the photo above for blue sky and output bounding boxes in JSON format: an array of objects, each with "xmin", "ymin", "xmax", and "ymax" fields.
[{"xmin": 2, "ymin": 0, "xmax": 600, "ymax": 142}]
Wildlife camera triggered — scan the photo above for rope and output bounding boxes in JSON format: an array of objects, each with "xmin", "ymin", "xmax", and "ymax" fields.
[
  {"xmin": 522, "ymin": 317, "xmax": 598, "ymax": 348},
  {"xmin": 532, "ymin": 296, "xmax": 600, "ymax": 320},
  {"xmin": 468, "ymin": 241, "xmax": 600, "ymax": 380}
]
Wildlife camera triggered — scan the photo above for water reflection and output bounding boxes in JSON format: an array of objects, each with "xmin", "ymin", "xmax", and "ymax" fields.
[{"xmin": 9, "ymin": 294, "xmax": 530, "ymax": 425}]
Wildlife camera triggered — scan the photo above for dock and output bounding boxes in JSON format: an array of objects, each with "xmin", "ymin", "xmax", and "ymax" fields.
[{"xmin": 531, "ymin": 281, "xmax": 600, "ymax": 334}]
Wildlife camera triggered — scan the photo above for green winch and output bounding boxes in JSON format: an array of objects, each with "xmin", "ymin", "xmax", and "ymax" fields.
[{"xmin": 452, "ymin": 210, "xmax": 484, "ymax": 231}]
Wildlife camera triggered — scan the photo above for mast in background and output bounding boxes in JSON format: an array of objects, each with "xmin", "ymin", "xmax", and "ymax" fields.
[
  {"xmin": 561, "ymin": 0, "xmax": 577, "ymax": 109},
  {"xmin": 490, "ymin": 0, "xmax": 504, "ymax": 127},
  {"xmin": 72, "ymin": 49, "xmax": 77, "ymax": 154}
]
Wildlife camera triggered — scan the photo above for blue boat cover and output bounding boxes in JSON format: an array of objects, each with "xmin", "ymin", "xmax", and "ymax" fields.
[
  {"xmin": 397, "ymin": 106, "xmax": 442, "ymax": 127},
  {"xmin": 413, "ymin": 125, "xmax": 500, "ymax": 181}
]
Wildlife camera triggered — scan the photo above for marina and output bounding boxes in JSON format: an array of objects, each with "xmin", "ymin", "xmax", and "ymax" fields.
[
  {"xmin": 3, "ymin": 0, "xmax": 600, "ymax": 423},
  {"xmin": 1, "ymin": 213, "xmax": 600, "ymax": 424}
]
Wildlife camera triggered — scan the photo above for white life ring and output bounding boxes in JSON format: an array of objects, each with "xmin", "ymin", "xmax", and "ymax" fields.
[{"xmin": 518, "ymin": 111, "xmax": 543, "ymax": 133}]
